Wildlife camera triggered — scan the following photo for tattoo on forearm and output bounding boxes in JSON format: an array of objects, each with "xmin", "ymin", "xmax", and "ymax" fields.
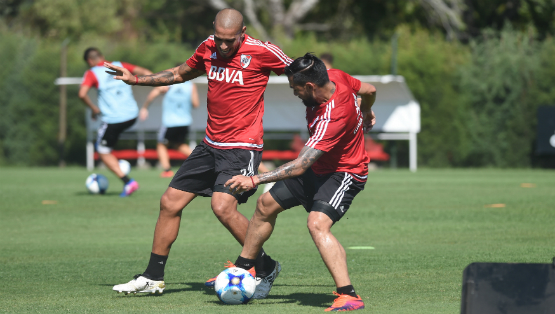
[
  {"xmin": 257, "ymin": 147, "xmax": 323, "ymax": 184},
  {"xmin": 138, "ymin": 70, "xmax": 176, "ymax": 86},
  {"xmin": 138, "ymin": 65, "xmax": 204, "ymax": 86}
]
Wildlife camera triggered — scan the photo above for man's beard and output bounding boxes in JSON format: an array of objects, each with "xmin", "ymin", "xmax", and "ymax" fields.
[{"xmin": 302, "ymin": 97, "xmax": 319, "ymax": 107}]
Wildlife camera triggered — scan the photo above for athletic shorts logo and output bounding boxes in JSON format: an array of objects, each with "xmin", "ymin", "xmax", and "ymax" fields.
[{"xmin": 240, "ymin": 54, "xmax": 252, "ymax": 68}]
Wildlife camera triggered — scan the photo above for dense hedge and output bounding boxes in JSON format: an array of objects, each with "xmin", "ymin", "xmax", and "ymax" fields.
[{"xmin": 0, "ymin": 26, "xmax": 553, "ymax": 167}]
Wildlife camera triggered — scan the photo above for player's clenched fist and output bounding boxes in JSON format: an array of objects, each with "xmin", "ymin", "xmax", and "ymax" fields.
[
  {"xmin": 104, "ymin": 62, "xmax": 136, "ymax": 85},
  {"xmin": 363, "ymin": 110, "xmax": 376, "ymax": 132},
  {"xmin": 225, "ymin": 175, "xmax": 256, "ymax": 194}
]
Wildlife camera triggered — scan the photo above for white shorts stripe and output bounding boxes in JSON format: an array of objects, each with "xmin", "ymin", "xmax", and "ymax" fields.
[
  {"xmin": 329, "ymin": 173, "xmax": 353, "ymax": 208},
  {"xmin": 204, "ymin": 136, "xmax": 263, "ymax": 149},
  {"xmin": 95, "ymin": 122, "xmax": 112, "ymax": 153},
  {"xmin": 350, "ymin": 173, "xmax": 368, "ymax": 180},
  {"xmin": 247, "ymin": 151, "xmax": 255, "ymax": 176},
  {"xmin": 157, "ymin": 125, "xmax": 167, "ymax": 143}
]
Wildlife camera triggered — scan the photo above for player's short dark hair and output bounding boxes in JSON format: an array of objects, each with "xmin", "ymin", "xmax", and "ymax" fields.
[
  {"xmin": 284, "ymin": 53, "xmax": 329, "ymax": 87},
  {"xmin": 320, "ymin": 53, "xmax": 334, "ymax": 65},
  {"xmin": 83, "ymin": 47, "xmax": 102, "ymax": 62}
]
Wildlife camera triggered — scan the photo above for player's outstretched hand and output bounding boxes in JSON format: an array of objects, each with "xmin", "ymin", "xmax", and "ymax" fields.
[
  {"xmin": 104, "ymin": 62, "xmax": 135, "ymax": 85},
  {"xmin": 363, "ymin": 110, "xmax": 376, "ymax": 133},
  {"xmin": 224, "ymin": 175, "xmax": 255, "ymax": 194},
  {"xmin": 139, "ymin": 108, "xmax": 149, "ymax": 121},
  {"xmin": 91, "ymin": 106, "xmax": 101, "ymax": 121}
]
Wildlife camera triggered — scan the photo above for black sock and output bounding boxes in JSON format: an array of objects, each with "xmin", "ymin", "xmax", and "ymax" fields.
[
  {"xmin": 142, "ymin": 252, "xmax": 168, "ymax": 281},
  {"xmin": 121, "ymin": 175, "xmax": 131, "ymax": 184},
  {"xmin": 164, "ymin": 168, "xmax": 171, "ymax": 172},
  {"xmin": 337, "ymin": 285, "xmax": 357, "ymax": 298},
  {"xmin": 254, "ymin": 248, "xmax": 276, "ymax": 278},
  {"xmin": 234, "ymin": 256, "xmax": 256, "ymax": 271}
]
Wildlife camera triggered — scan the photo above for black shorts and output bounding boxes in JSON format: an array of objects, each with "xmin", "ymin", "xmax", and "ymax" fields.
[
  {"xmin": 269, "ymin": 168, "xmax": 366, "ymax": 222},
  {"xmin": 169, "ymin": 141, "xmax": 262, "ymax": 204},
  {"xmin": 157, "ymin": 126, "xmax": 189, "ymax": 145},
  {"xmin": 96, "ymin": 118, "xmax": 136, "ymax": 153}
]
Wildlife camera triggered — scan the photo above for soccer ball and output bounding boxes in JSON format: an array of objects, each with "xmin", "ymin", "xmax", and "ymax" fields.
[
  {"xmin": 215, "ymin": 267, "xmax": 256, "ymax": 305},
  {"xmin": 85, "ymin": 173, "xmax": 109, "ymax": 194},
  {"xmin": 118, "ymin": 159, "xmax": 131, "ymax": 176}
]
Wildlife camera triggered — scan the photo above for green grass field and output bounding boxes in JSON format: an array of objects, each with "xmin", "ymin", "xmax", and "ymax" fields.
[{"xmin": 1, "ymin": 168, "xmax": 554, "ymax": 313}]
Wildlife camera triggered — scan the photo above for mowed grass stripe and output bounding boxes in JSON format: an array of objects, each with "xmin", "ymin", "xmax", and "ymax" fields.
[{"xmin": 0, "ymin": 168, "xmax": 553, "ymax": 313}]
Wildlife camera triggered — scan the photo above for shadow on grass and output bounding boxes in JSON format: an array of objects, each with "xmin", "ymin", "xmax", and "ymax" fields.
[
  {"xmin": 103, "ymin": 281, "xmax": 335, "ymax": 308},
  {"xmin": 102, "ymin": 282, "xmax": 213, "ymax": 298},
  {"xmin": 163, "ymin": 282, "xmax": 213, "ymax": 295},
  {"xmin": 204, "ymin": 292, "xmax": 335, "ymax": 308},
  {"xmin": 75, "ymin": 191, "xmax": 121, "ymax": 196}
]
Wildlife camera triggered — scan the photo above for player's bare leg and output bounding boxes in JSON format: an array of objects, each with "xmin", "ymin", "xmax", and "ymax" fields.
[
  {"xmin": 99, "ymin": 152, "xmax": 139, "ymax": 197},
  {"xmin": 211, "ymin": 192, "xmax": 248, "ymax": 244},
  {"xmin": 99, "ymin": 152, "xmax": 125, "ymax": 177},
  {"xmin": 177, "ymin": 143, "xmax": 192, "ymax": 157},
  {"xmin": 231, "ymin": 192, "xmax": 284, "ymax": 299},
  {"xmin": 208, "ymin": 192, "xmax": 280, "ymax": 296},
  {"xmin": 308, "ymin": 211, "xmax": 364, "ymax": 311},
  {"xmin": 152, "ymin": 187, "xmax": 197, "ymax": 255},
  {"xmin": 307, "ymin": 211, "xmax": 351, "ymax": 287},
  {"xmin": 156, "ymin": 143, "xmax": 171, "ymax": 172},
  {"xmin": 240, "ymin": 192, "xmax": 284, "ymax": 259},
  {"xmin": 113, "ymin": 187, "xmax": 196, "ymax": 294}
]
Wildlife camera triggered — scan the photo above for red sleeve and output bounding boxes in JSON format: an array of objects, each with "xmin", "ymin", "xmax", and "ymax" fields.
[
  {"xmin": 81, "ymin": 70, "xmax": 98, "ymax": 89},
  {"xmin": 120, "ymin": 62, "xmax": 136, "ymax": 73},
  {"xmin": 342, "ymin": 72, "xmax": 361, "ymax": 93},
  {"xmin": 305, "ymin": 112, "xmax": 346, "ymax": 152},
  {"xmin": 330, "ymin": 69, "xmax": 361, "ymax": 93},
  {"xmin": 186, "ymin": 38, "xmax": 208, "ymax": 71},
  {"xmin": 259, "ymin": 42, "xmax": 293, "ymax": 75}
]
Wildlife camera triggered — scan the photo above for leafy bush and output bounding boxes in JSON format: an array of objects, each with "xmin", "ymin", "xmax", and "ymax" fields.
[
  {"xmin": 457, "ymin": 27, "xmax": 542, "ymax": 167},
  {"xmin": 1, "ymin": 26, "xmax": 554, "ymax": 168}
]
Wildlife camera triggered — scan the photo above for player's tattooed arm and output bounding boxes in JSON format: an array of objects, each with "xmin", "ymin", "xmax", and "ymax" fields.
[
  {"xmin": 138, "ymin": 63, "xmax": 205, "ymax": 86},
  {"xmin": 104, "ymin": 62, "xmax": 204, "ymax": 86},
  {"xmin": 256, "ymin": 146, "xmax": 324, "ymax": 184},
  {"xmin": 224, "ymin": 146, "xmax": 324, "ymax": 194}
]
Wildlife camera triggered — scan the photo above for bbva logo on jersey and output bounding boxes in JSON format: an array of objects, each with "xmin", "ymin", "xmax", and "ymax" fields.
[{"xmin": 208, "ymin": 66, "xmax": 244, "ymax": 85}]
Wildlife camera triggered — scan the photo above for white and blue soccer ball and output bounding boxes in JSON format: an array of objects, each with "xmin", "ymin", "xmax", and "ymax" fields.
[
  {"xmin": 215, "ymin": 267, "xmax": 256, "ymax": 305},
  {"xmin": 118, "ymin": 159, "xmax": 131, "ymax": 176},
  {"xmin": 85, "ymin": 173, "xmax": 109, "ymax": 194}
]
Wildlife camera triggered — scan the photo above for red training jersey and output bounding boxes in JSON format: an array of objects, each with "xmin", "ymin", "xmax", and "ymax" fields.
[
  {"xmin": 186, "ymin": 34, "xmax": 293, "ymax": 150},
  {"xmin": 305, "ymin": 79, "xmax": 369, "ymax": 181},
  {"xmin": 327, "ymin": 68, "xmax": 361, "ymax": 94}
]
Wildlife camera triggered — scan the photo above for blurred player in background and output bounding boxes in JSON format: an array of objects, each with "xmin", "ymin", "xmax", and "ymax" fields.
[
  {"xmin": 224, "ymin": 53, "xmax": 376, "ymax": 312},
  {"xmin": 78, "ymin": 47, "xmax": 153, "ymax": 197},
  {"xmin": 139, "ymin": 66, "xmax": 200, "ymax": 178},
  {"xmin": 320, "ymin": 52, "xmax": 334, "ymax": 69},
  {"xmin": 108, "ymin": 8, "xmax": 292, "ymax": 298}
]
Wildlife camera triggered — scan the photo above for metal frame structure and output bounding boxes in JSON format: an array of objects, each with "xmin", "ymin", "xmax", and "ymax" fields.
[{"xmin": 55, "ymin": 74, "xmax": 420, "ymax": 171}]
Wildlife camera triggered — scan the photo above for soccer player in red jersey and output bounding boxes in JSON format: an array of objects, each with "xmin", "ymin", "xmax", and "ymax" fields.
[
  {"xmin": 108, "ymin": 9, "xmax": 292, "ymax": 297},
  {"xmin": 79, "ymin": 48, "xmax": 153, "ymax": 197},
  {"xmin": 225, "ymin": 53, "xmax": 376, "ymax": 311}
]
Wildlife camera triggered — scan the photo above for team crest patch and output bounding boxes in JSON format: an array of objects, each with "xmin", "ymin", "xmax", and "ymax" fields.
[{"xmin": 240, "ymin": 54, "xmax": 252, "ymax": 68}]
